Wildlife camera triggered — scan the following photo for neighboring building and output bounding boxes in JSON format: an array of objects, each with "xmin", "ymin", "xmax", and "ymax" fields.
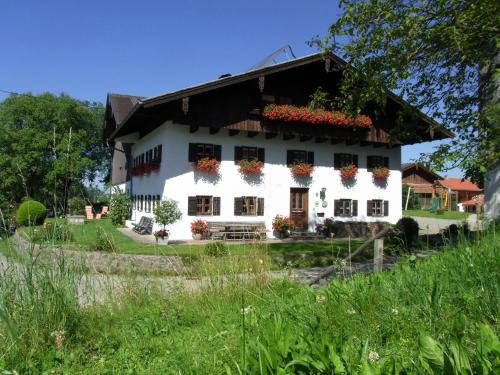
[
  {"xmin": 103, "ymin": 52, "xmax": 451, "ymax": 240},
  {"xmin": 434, "ymin": 178, "xmax": 483, "ymax": 211},
  {"xmin": 401, "ymin": 163, "xmax": 443, "ymax": 209}
]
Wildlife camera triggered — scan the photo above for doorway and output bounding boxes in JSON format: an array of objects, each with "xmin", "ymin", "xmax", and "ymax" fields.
[{"xmin": 290, "ymin": 188, "xmax": 309, "ymax": 230}]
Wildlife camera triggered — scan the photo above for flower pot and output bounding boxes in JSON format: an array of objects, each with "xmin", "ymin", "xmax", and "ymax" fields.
[
  {"xmin": 156, "ymin": 237, "xmax": 169, "ymax": 245},
  {"xmin": 192, "ymin": 233, "xmax": 203, "ymax": 240}
]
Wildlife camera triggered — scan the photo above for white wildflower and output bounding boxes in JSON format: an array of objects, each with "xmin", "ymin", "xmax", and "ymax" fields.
[
  {"xmin": 240, "ymin": 306, "xmax": 254, "ymax": 315},
  {"xmin": 259, "ymin": 259, "xmax": 264, "ymax": 264},
  {"xmin": 51, "ymin": 330, "xmax": 65, "ymax": 350},
  {"xmin": 347, "ymin": 308, "xmax": 356, "ymax": 315},
  {"xmin": 316, "ymin": 295, "xmax": 326, "ymax": 304},
  {"xmin": 391, "ymin": 308, "xmax": 399, "ymax": 315},
  {"xmin": 368, "ymin": 351, "xmax": 380, "ymax": 362}
]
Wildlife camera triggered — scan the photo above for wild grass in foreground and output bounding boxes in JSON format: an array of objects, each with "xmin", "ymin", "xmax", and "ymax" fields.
[{"xmin": 0, "ymin": 227, "xmax": 498, "ymax": 374}]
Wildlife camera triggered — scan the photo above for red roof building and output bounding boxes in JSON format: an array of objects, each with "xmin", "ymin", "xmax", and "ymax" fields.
[{"xmin": 435, "ymin": 178, "xmax": 483, "ymax": 204}]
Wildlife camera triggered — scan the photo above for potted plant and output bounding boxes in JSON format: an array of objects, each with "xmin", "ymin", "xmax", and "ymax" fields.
[
  {"xmin": 152, "ymin": 199, "xmax": 182, "ymax": 244},
  {"xmin": 290, "ymin": 163, "xmax": 314, "ymax": 178},
  {"xmin": 272, "ymin": 214, "xmax": 294, "ymax": 238},
  {"xmin": 195, "ymin": 157, "xmax": 220, "ymax": 173},
  {"xmin": 340, "ymin": 164, "xmax": 358, "ymax": 181},
  {"xmin": 238, "ymin": 159, "xmax": 264, "ymax": 175},
  {"xmin": 372, "ymin": 166, "xmax": 390, "ymax": 180},
  {"xmin": 191, "ymin": 219, "xmax": 208, "ymax": 240},
  {"xmin": 153, "ymin": 229, "xmax": 169, "ymax": 244}
]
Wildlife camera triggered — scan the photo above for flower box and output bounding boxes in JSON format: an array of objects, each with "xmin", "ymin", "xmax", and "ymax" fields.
[
  {"xmin": 372, "ymin": 167, "xmax": 390, "ymax": 180},
  {"xmin": 340, "ymin": 164, "xmax": 358, "ymax": 180},
  {"xmin": 263, "ymin": 104, "xmax": 372, "ymax": 128},
  {"xmin": 290, "ymin": 163, "xmax": 314, "ymax": 178},
  {"xmin": 195, "ymin": 157, "xmax": 220, "ymax": 173},
  {"xmin": 238, "ymin": 159, "xmax": 264, "ymax": 175}
]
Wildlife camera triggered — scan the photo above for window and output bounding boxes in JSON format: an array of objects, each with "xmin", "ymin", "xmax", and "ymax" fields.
[
  {"xmin": 334, "ymin": 153, "xmax": 358, "ymax": 169},
  {"xmin": 234, "ymin": 197, "xmax": 264, "ymax": 216},
  {"xmin": 367, "ymin": 200, "xmax": 389, "ymax": 217},
  {"xmin": 334, "ymin": 199, "xmax": 358, "ymax": 217},
  {"xmin": 188, "ymin": 196, "xmax": 221, "ymax": 216},
  {"xmin": 188, "ymin": 143, "xmax": 222, "ymax": 162},
  {"xmin": 367, "ymin": 156, "xmax": 389, "ymax": 170},
  {"xmin": 234, "ymin": 146, "xmax": 265, "ymax": 163},
  {"xmin": 286, "ymin": 150, "xmax": 314, "ymax": 166}
]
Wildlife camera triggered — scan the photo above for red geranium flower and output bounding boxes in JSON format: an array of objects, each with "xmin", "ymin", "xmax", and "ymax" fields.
[{"xmin": 195, "ymin": 158, "xmax": 220, "ymax": 173}]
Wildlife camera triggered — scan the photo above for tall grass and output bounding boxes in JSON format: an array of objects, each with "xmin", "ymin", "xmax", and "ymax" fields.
[{"xmin": 0, "ymin": 226, "xmax": 498, "ymax": 373}]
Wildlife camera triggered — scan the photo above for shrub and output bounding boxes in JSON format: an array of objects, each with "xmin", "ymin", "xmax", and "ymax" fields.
[
  {"xmin": 395, "ymin": 217, "xmax": 420, "ymax": 250},
  {"xmin": 153, "ymin": 199, "xmax": 182, "ymax": 231},
  {"xmin": 109, "ymin": 188, "xmax": 131, "ymax": 226},
  {"xmin": 95, "ymin": 226, "xmax": 116, "ymax": 252},
  {"xmin": 16, "ymin": 200, "xmax": 47, "ymax": 226},
  {"xmin": 204, "ymin": 241, "xmax": 228, "ymax": 257},
  {"xmin": 67, "ymin": 197, "xmax": 86, "ymax": 215},
  {"xmin": 33, "ymin": 220, "xmax": 73, "ymax": 242}
]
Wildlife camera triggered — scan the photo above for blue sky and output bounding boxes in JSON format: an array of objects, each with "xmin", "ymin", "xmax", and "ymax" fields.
[{"xmin": 0, "ymin": 0, "xmax": 459, "ymax": 176}]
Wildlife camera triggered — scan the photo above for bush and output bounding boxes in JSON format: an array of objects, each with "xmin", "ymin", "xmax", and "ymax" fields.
[
  {"xmin": 95, "ymin": 226, "xmax": 117, "ymax": 252},
  {"xmin": 109, "ymin": 188, "xmax": 131, "ymax": 226},
  {"xmin": 204, "ymin": 241, "xmax": 229, "ymax": 257},
  {"xmin": 153, "ymin": 199, "xmax": 182, "ymax": 230},
  {"xmin": 67, "ymin": 197, "xmax": 86, "ymax": 215},
  {"xmin": 395, "ymin": 217, "xmax": 420, "ymax": 250},
  {"xmin": 16, "ymin": 200, "xmax": 47, "ymax": 226}
]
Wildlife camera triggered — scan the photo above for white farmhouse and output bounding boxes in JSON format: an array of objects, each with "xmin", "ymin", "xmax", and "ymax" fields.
[{"xmin": 104, "ymin": 53, "xmax": 451, "ymax": 240}]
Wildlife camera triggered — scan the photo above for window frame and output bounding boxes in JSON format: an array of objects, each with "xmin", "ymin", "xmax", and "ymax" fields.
[{"xmin": 196, "ymin": 195, "xmax": 213, "ymax": 216}]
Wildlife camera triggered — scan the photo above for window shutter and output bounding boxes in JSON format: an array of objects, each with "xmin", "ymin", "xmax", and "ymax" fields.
[
  {"xmin": 258, "ymin": 148, "xmax": 265, "ymax": 163},
  {"xmin": 214, "ymin": 145, "xmax": 222, "ymax": 161},
  {"xmin": 188, "ymin": 143, "xmax": 197, "ymax": 162},
  {"xmin": 334, "ymin": 154, "xmax": 340, "ymax": 169},
  {"xmin": 234, "ymin": 197, "xmax": 243, "ymax": 216},
  {"xmin": 367, "ymin": 200, "xmax": 373, "ymax": 216},
  {"xmin": 307, "ymin": 151, "xmax": 314, "ymax": 166},
  {"xmin": 286, "ymin": 150, "xmax": 293, "ymax": 166},
  {"xmin": 234, "ymin": 146, "xmax": 242, "ymax": 164},
  {"xmin": 367, "ymin": 156, "xmax": 374, "ymax": 170},
  {"xmin": 384, "ymin": 200, "xmax": 389, "ymax": 216},
  {"xmin": 352, "ymin": 200, "xmax": 358, "ymax": 216},
  {"xmin": 383, "ymin": 157, "xmax": 389, "ymax": 168},
  {"xmin": 334, "ymin": 200, "xmax": 340, "ymax": 216},
  {"xmin": 353, "ymin": 154, "xmax": 358, "ymax": 167},
  {"xmin": 213, "ymin": 197, "xmax": 221, "ymax": 216},
  {"xmin": 158, "ymin": 144, "xmax": 162, "ymax": 162},
  {"xmin": 257, "ymin": 198, "xmax": 264, "ymax": 216},
  {"xmin": 188, "ymin": 196, "xmax": 197, "ymax": 216}
]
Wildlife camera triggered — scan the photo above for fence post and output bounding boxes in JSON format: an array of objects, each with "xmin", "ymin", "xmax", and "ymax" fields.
[{"xmin": 374, "ymin": 238, "xmax": 384, "ymax": 273}]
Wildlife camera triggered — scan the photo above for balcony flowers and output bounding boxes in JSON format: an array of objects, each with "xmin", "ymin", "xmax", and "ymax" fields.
[
  {"xmin": 272, "ymin": 214, "xmax": 294, "ymax": 238},
  {"xmin": 191, "ymin": 219, "xmax": 208, "ymax": 240},
  {"xmin": 290, "ymin": 162, "xmax": 314, "ymax": 178},
  {"xmin": 263, "ymin": 104, "xmax": 372, "ymax": 129},
  {"xmin": 131, "ymin": 161, "xmax": 161, "ymax": 176},
  {"xmin": 340, "ymin": 164, "xmax": 358, "ymax": 181},
  {"xmin": 372, "ymin": 167, "xmax": 390, "ymax": 180},
  {"xmin": 238, "ymin": 159, "xmax": 264, "ymax": 175},
  {"xmin": 195, "ymin": 157, "xmax": 220, "ymax": 173}
]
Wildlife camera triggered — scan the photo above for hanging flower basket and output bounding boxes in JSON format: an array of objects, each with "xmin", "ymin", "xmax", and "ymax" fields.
[
  {"xmin": 238, "ymin": 159, "xmax": 264, "ymax": 175},
  {"xmin": 263, "ymin": 104, "xmax": 372, "ymax": 128},
  {"xmin": 372, "ymin": 167, "xmax": 390, "ymax": 180},
  {"xmin": 340, "ymin": 164, "xmax": 358, "ymax": 180},
  {"xmin": 290, "ymin": 163, "xmax": 314, "ymax": 178},
  {"xmin": 195, "ymin": 158, "xmax": 220, "ymax": 173}
]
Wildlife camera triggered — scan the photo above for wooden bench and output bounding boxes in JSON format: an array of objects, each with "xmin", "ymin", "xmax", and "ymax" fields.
[
  {"xmin": 207, "ymin": 221, "xmax": 267, "ymax": 241},
  {"xmin": 132, "ymin": 216, "xmax": 154, "ymax": 235}
]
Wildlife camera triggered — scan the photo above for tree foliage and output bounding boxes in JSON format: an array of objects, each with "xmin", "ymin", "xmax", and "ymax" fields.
[
  {"xmin": 0, "ymin": 93, "xmax": 107, "ymax": 211},
  {"xmin": 313, "ymin": 0, "xmax": 499, "ymax": 181},
  {"xmin": 153, "ymin": 199, "xmax": 182, "ymax": 230}
]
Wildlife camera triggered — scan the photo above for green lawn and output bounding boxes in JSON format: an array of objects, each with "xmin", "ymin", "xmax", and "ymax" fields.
[{"xmin": 404, "ymin": 209, "xmax": 471, "ymax": 220}]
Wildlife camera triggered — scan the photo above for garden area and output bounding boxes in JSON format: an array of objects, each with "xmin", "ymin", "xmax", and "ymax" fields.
[{"xmin": 403, "ymin": 209, "xmax": 472, "ymax": 220}]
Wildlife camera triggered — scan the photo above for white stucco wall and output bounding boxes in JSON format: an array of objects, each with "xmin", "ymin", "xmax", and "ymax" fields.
[{"xmin": 128, "ymin": 122, "xmax": 402, "ymax": 240}]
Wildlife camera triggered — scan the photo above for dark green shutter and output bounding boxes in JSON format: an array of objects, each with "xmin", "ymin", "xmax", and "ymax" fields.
[
  {"xmin": 188, "ymin": 143, "xmax": 197, "ymax": 162},
  {"xmin": 307, "ymin": 151, "xmax": 314, "ymax": 166},
  {"xmin": 334, "ymin": 154, "xmax": 340, "ymax": 169},
  {"xmin": 257, "ymin": 198, "xmax": 264, "ymax": 216},
  {"xmin": 367, "ymin": 156, "xmax": 374, "ymax": 170},
  {"xmin": 214, "ymin": 145, "xmax": 222, "ymax": 161},
  {"xmin": 213, "ymin": 197, "xmax": 221, "ymax": 216},
  {"xmin": 234, "ymin": 146, "xmax": 242, "ymax": 164},
  {"xmin": 353, "ymin": 154, "xmax": 358, "ymax": 167},
  {"xmin": 352, "ymin": 200, "xmax": 358, "ymax": 216},
  {"xmin": 367, "ymin": 200, "xmax": 373, "ymax": 216},
  {"xmin": 334, "ymin": 200, "xmax": 340, "ymax": 216},
  {"xmin": 234, "ymin": 197, "xmax": 243, "ymax": 216},
  {"xmin": 158, "ymin": 144, "xmax": 162, "ymax": 162},
  {"xmin": 188, "ymin": 196, "xmax": 197, "ymax": 216},
  {"xmin": 383, "ymin": 157, "xmax": 389, "ymax": 168},
  {"xmin": 384, "ymin": 201, "xmax": 389, "ymax": 216},
  {"xmin": 286, "ymin": 150, "xmax": 293, "ymax": 166},
  {"xmin": 258, "ymin": 148, "xmax": 265, "ymax": 163}
]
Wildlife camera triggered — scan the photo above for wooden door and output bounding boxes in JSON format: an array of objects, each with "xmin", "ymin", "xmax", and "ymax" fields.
[{"xmin": 290, "ymin": 188, "xmax": 308, "ymax": 229}]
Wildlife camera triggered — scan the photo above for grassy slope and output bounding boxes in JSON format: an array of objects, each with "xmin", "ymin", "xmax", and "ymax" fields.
[
  {"xmin": 1, "ymin": 227, "xmax": 497, "ymax": 373},
  {"xmin": 404, "ymin": 209, "xmax": 471, "ymax": 220}
]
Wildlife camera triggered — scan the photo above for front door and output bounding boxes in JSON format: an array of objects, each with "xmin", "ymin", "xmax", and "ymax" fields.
[{"xmin": 290, "ymin": 188, "xmax": 309, "ymax": 229}]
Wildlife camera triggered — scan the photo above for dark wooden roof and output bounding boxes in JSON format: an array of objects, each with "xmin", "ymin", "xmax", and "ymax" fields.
[
  {"xmin": 104, "ymin": 52, "xmax": 452, "ymax": 145},
  {"xmin": 401, "ymin": 162, "xmax": 443, "ymax": 181}
]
